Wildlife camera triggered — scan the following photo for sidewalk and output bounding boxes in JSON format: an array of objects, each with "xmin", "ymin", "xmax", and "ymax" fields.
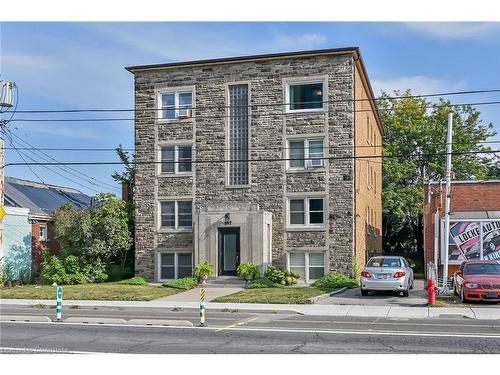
[{"xmin": 2, "ymin": 298, "xmax": 499, "ymax": 320}]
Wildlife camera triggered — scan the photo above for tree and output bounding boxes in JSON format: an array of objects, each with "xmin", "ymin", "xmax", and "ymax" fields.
[
  {"xmin": 112, "ymin": 144, "xmax": 135, "ymax": 202},
  {"xmin": 379, "ymin": 91, "xmax": 497, "ymax": 259},
  {"xmin": 53, "ymin": 194, "xmax": 133, "ymax": 274}
]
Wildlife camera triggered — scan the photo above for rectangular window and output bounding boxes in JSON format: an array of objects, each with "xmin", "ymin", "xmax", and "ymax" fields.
[
  {"xmin": 39, "ymin": 226, "xmax": 47, "ymax": 241},
  {"xmin": 287, "ymin": 138, "xmax": 324, "ymax": 170},
  {"xmin": 159, "ymin": 91, "xmax": 192, "ymax": 120},
  {"xmin": 288, "ymin": 197, "xmax": 324, "ymax": 228},
  {"xmin": 228, "ymin": 84, "xmax": 249, "ymax": 186},
  {"xmin": 160, "ymin": 200, "xmax": 192, "ymax": 230},
  {"xmin": 289, "ymin": 252, "xmax": 325, "ymax": 282},
  {"xmin": 288, "ymin": 82, "xmax": 324, "ymax": 111},
  {"xmin": 160, "ymin": 145, "xmax": 192, "ymax": 175},
  {"xmin": 159, "ymin": 252, "xmax": 193, "ymax": 280}
]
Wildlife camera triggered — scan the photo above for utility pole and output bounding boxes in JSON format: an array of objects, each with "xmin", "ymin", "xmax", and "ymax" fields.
[{"xmin": 441, "ymin": 113, "xmax": 453, "ymax": 294}]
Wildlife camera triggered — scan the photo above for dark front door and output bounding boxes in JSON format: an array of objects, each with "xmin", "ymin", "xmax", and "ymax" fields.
[{"xmin": 218, "ymin": 228, "xmax": 240, "ymax": 276}]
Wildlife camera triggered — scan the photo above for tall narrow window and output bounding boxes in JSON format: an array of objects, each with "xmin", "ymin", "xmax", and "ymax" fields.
[{"xmin": 228, "ymin": 84, "xmax": 249, "ymax": 186}]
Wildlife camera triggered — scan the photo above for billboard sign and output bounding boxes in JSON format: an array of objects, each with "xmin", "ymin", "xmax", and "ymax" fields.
[{"xmin": 444, "ymin": 220, "xmax": 500, "ymax": 264}]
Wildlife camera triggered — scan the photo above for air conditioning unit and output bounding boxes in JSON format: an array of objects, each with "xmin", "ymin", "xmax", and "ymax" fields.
[
  {"xmin": 0, "ymin": 81, "xmax": 14, "ymax": 108},
  {"xmin": 309, "ymin": 157, "xmax": 323, "ymax": 168},
  {"xmin": 178, "ymin": 108, "xmax": 192, "ymax": 119}
]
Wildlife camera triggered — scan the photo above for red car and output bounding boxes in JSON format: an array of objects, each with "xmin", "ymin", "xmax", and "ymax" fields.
[{"xmin": 453, "ymin": 260, "xmax": 500, "ymax": 303}]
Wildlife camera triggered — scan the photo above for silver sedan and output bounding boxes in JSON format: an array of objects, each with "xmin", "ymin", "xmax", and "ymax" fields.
[{"xmin": 360, "ymin": 256, "xmax": 415, "ymax": 297}]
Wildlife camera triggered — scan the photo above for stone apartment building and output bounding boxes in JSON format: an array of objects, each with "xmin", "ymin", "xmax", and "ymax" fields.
[{"xmin": 126, "ymin": 47, "xmax": 383, "ymax": 283}]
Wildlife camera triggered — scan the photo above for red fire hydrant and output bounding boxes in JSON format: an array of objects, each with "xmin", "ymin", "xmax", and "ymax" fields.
[{"xmin": 427, "ymin": 278, "xmax": 437, "ymax": 305}]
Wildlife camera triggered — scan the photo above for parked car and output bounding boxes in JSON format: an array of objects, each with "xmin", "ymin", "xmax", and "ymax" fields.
[
  {"xmin": 453, "ymin": 260, "xmax": 500, "ymax": 303},
  {"xmin": 360, "ymin": 256, "xmax": 414, "ymax": 297}
]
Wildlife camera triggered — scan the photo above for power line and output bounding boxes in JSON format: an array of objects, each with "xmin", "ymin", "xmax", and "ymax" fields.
[
  {"xmin": 12, "ymin": 88, "xmax": 500, "ymax": 114},
  {"xmin": 7, "ymin": 130, "xmax": 121, "ymax": 192},
  {"xmin": 2, "ymin": 149, "xmax": 498, "ymax": 169},
  {"xmin": 10, "ymin": 100, "xmax": 500, "ymax": 123},
  {"xmin": 2, "ymin": 139, "xmax": 500, "ymax": 153}
]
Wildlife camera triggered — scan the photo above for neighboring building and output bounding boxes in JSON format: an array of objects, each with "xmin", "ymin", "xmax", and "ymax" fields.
[
  {"xmin": 2, "ymin": 206, "xmax": 31, "ymax": 279},
  {"xmin": 3, "ymin": 176, "xmax": 92, "ymax": 276},
  {"xmin": 126, "ymin": 47, "xmax": 383, "ymax": 283},
  {"xmin": 423, "ymin": 180, "xmax": 500, "ymax": 277}
]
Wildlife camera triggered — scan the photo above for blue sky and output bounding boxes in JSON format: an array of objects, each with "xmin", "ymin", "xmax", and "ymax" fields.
[{"xmin": 1, "ymin": 22, "xmax": 499, "ymax": 196}]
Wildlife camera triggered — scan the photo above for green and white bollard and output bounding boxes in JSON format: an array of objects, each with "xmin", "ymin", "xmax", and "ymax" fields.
[
  {"xmin": 56, "ymin": 286, "xmax": 63, "ymax": 321},
  {"xmin": 199, "ymin": 288, "xmax": 206, "ymax": 327}
]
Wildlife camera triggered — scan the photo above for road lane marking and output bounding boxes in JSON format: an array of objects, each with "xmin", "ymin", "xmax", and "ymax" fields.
[
  {"xmin": 2, "ymin": 320, "xmax": 500, "ymax": 339},
  {"xmin": 216, "ymin": 317, "xmax": 259, "ymax": 332},
  {"xmin": 0, "ymin": 346, "xmax": 104, "ymax": 354},
  {"xmin": 277, "ymin": 319, "xmax": 500, "ymax": 328}
]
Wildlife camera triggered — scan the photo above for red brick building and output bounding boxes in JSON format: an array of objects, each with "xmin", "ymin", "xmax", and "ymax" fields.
[{"xmin": 424, "ymin": 180, "xmax": 500, "ymax": 277}]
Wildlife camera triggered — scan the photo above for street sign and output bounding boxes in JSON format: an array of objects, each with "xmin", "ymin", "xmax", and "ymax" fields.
[{"xmin": 0, "ymin": 206, "xmax": 6, "ymax": 222}]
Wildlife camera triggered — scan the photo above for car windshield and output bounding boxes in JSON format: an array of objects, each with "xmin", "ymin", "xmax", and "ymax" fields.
[
  {"xmin": 464, "ymin": 263, "xmax": 500, "ymax": 275},
  {"xmin": 367, "ymin": 258, "xmax": 401, "ymax": 268}
]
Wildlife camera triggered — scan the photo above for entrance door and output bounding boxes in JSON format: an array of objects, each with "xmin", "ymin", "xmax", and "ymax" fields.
[{"xmin": 218, "ymin": 228, "xmax": 240, "ymax": 276}]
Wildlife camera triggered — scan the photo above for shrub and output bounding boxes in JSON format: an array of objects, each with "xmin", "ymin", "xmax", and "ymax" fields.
[
  {"xmin": 237, "ymin": 263, "xmax": 260, "ymax": 282},
  {"xmin": 2, "ymin": 260, "xmax": 14, "ymax": 287},
  {"xmin": 137, "ymin": 275, "xmax": 150, "ymax": 282},
  {"xmin": 163, "ymin": 277, "xmax": 198, "ymax": 290},
  {"xmin": 264, "ymin": 266, "xmax": 299, "ymax": 286},
  {"xmin": 41, "ymin": 252, "xmax": 105, "ymax": 285},
  {"xmin": 118, "ymin": 276, "xmax": 149, "ymax": 285},
  {"xmin": 41, "ymin": 254, "xmax": 67, "ymax": 285},
  {"xmin": 82, "ymin": 259, "xmax": 109, "ymax": 283},
  {"xmin": 247, "ymin": 277, "xmax": 284, "ymax": 289},
  {"xmin": 313, "ymin": 272, "xmax": 359, "ymax": 291},
  {"xmin": 192, "ymin": 262, "xmax": 214, "ymax": 282}
]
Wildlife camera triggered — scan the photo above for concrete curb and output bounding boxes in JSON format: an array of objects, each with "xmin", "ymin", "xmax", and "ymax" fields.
[
  {"xmin": 330, "ymin": 287, "xmax": 349, "ymax": 296},
  {"xmin": 64, "ymin": 317, "xmax": 127, "ymax": 325},
  {"xmin": 127, "ymin": 319, "xmax": 193, "ymax": 327},
  {"xmin": 0, "ymin": 315, "xmax": 51, "ymax": 323},
  {"xmin": 307, "ymin": 287, "xmax": 348, "ymax": 304}
]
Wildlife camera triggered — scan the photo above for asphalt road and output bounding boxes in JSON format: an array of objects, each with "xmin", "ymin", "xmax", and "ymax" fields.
[{"xmin": 1, "ymin": 304, "xmax": 500, "ymax": 353}]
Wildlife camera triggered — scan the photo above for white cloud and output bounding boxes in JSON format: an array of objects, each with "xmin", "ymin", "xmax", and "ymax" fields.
[
  {"xmin": 12, "ymin": 123, "xmax": 103, "ymax": 141},
  {"xmin": 405, "ymin": 22, "xmax": 499, "ymax": 40},
  {"xmin": 1, "ymin": 50, "xmax": 61, "ymax": 73},
  {"xmin": 273, "ymin": 32, "xmax": 327, "ymax": 49},
  {"xmin": 371, "ymin": 75, "xmax": 467, "ymax": 96}
]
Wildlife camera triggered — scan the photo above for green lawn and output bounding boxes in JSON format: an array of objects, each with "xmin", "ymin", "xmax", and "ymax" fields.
[
  {"xmin": 0, "ymin": 283, "xmax": 181, "ymax": 301},
  {"xmin": 212, "ymin": 287, "xmax": 328, "ymax": 304}
]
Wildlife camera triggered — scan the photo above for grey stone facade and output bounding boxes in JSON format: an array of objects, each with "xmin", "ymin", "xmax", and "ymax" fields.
[{"xmin": 128, "ymin": 49, "xmax": 378, "ymax": 281}]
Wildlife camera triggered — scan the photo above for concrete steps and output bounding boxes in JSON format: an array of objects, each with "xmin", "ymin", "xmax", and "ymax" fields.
[{"xmin": 203, "ymin": 277, "xmax": 247, "ymax": 288}]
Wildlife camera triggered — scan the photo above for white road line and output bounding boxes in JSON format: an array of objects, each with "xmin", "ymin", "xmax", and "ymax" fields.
[
  {"xmin": 2, "ymin": 320, "xmax": 500, "ymax": 339},
  {"xmin": 0, "ymin": 346, "xmax": 104, "ymax": 354}
]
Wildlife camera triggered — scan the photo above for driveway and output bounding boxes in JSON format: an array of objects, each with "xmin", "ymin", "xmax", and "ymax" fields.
[{"xmin": 317, "ymin": 279, "xmax": 427, "ymax": 306}]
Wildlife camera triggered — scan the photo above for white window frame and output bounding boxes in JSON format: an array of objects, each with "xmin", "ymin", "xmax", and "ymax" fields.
[
  {"xmin": 39, "ymin": 225, "xmax": 47, "ymax": 241},
  {"xmin": 284, "ymin": 78, "xmax": 327, "ymax": 114},
  {"xmin": 287, "ymin": 196, "xmax": 325, "ymax": 229},
  {"xmin": 286, "ymin": 138, "xmax": 325, "ymax": 171},
  {"xmin": 158, "ymin": 142, "xmax": 193, "ymax": 176},
  {"xmin": 157, "ymin": 89, "xmax": 193, "ymax": 121},
  {"xmin": 158, "ymin": 199, "xmax": 193, "ymax": 231},
  {"xmin": 157, "ymin": 251, "xmax": 193, "ymax": 281},
  {"xmin": 287, "ymin": 251, "xmax": 326, "ymax": 283}
]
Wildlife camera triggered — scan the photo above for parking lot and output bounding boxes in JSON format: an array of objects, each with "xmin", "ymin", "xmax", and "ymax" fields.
[{"xmin": 318, "ymin": 279, "xmax": 428, "ymax": 306}]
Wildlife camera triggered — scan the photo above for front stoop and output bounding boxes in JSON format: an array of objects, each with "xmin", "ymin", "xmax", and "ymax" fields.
[{"xmin": 203, "ymin": 277, "xmax": 247, "ymax": 288}]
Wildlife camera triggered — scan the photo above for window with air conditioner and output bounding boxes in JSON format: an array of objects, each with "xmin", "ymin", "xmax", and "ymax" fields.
[
  {"xmin": 287, "ymin": 138, "xmax": 324, "ymax": 171},
  {"xmin": 159, "ymin": 91, "xmax": 192, "ymax": 120}
]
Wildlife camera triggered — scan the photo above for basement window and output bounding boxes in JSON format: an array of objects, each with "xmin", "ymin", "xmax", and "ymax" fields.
[{"xmin": 288, "ymin": 252, "xmax": 325, "ymax": 282}]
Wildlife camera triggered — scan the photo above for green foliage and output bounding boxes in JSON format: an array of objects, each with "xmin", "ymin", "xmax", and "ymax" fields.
[
  {"xmin": 313, "ymin": 272, "xmax": 359, "ymax": 291},
  {"xmin": 41, "ymin": 253, "xmax": 87, "ymax": 285},
  {"xmin": 53, "ymin": 194, "xmax": 132, "ymax": 275},
  {"xmin": 163, "ymin": 277, "xmax": 198, "ymax": 290},
  {"xmin": 237, "ymin": 263, "xmax": 260, "ymax": 281},
  {"xmin": 2, "ymin": 260, "xmax": 14, "ymax": 286},
  {"xmin": 247, "ymin": 277, "xmax": 284, "ymax": 289},
  {"xmin": 192, "ymin": 262, "xmax": 214, "ymax": 282},
  {"xmin": 379, "ymin": 92, "xmax": 498, "ymax": 256},
  {"xmin": 264, "ymin": 266, "xmax": 299, "ymax": 286},
  {"xmin": 117, "ymin": 276, "xmax": 149, "ymax": 285},
  {"xmin": 81, "ymin": 259, "xmax": 109, "ymax": 283}
]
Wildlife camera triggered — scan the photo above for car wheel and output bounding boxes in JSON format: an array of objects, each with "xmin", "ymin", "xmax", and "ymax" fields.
[
  {"xmin": 460, "ymin": 287, "xmax": 468, "ymax": 303},
  {"xmin": 402, "ymin": 289, "xmax": 409, "ymax": 297},
  {"xmin": 361, "ymin": 289, "xmax": 369, "ymax": 296}
]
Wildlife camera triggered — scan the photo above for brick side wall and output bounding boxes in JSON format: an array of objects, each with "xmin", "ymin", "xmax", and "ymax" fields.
[{"xmin": 133, "ymin": 53, "xmax": 379, "ymax": 278}]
